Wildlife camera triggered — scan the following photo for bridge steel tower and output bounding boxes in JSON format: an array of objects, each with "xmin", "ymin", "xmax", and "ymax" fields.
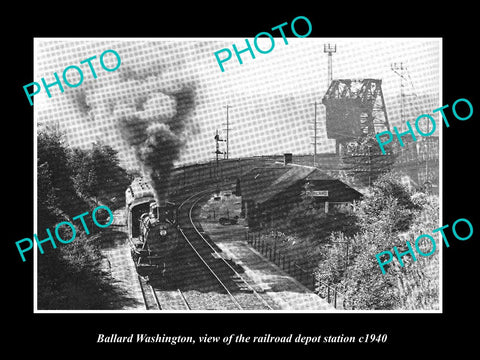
[
  {"xmin": 324, "ymin": 43, "xmax": 337, "ymax": 88},
  {"xmin": 322, "ymin": 78, "xmax": 390, "ymax": 154}
]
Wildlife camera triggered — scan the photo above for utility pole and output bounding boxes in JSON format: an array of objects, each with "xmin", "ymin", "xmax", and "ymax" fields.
[
  {"xmin": 310, "ymin": 101, "xmax": 318, "ymax": 167},
  {"xmin": 368, "ymin": 144, "xmax": 372, "ymax": 187},
  {"xmin": 222, "ymin": 105, "xmax": 233, "ymax": 159},
  {"xmin": 391, "ymin": 62, "xmax": 407, "ymax": 132},
  {"xmin": 214, "ymin": 129, "xmax": 225, "ymax": 178},
  {"xmin": 391, "ymin": 62, "xmax": 432, "ymax": 186}
]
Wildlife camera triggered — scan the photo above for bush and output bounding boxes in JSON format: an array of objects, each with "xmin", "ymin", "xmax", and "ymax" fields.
[
  {"xmin": 315, "ymin": 173, "xmax": 439, "ymax": 310},
  {"xmin": 37, "ymin": 231, "xmax": 132, "ymax": 310},
  {"xmin": 37, "ymin": 128, "xmax": 133, "ymax": 309},
  {"xmin": 70, "ymin": 142, "xmax": 130, "ymax": 209}
]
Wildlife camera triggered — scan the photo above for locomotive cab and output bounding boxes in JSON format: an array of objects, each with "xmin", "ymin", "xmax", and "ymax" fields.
[
  {"xmin": 148, "ymin": 202, "xmax": 168, "ymax": 236},
  {"xmin": 139, "ymin": 202, "xmax": 168, "ymax": 240},
  {"xmin": 125, "ymin": 178, "xmax": 179, "ymax": 277}
]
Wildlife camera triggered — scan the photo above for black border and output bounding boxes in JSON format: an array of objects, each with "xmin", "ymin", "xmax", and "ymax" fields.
[{"xmin": 6, "ymin": 7, "xmax": 478, "ymax": 354}]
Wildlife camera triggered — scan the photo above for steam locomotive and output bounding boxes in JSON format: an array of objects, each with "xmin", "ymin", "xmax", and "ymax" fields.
[{"xmin": 125, "ymin": 177, "xmax": 179, "ymax": 277}]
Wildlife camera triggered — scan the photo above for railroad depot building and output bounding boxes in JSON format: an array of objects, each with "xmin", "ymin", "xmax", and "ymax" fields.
[{"xmin": 239, "ymin": 155, "xmax": 364, "ymax": 228}]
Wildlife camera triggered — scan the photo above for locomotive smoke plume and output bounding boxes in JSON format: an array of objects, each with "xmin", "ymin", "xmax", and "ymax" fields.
[
  {"xmin": 116, "ymin": 85, "xmax": 196, "ymax": 204},
  {"xmin": 81, "ymin": 55, "xmax": 197, "ymax": 205},
  {"xmin": 119, "ymin": 86, "xmax": 196, "ymax": 204}
]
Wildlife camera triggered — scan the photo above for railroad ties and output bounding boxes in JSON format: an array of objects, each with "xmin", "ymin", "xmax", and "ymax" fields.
[
  {"xmin": 154, "ymin": 289, "xmax": 191, "ymax": 310},
  {"xmin": 136, "ymin": 189, "xmax": 280, "ymax": 311},
  {"xmin": 136, "ymin": 190, "xmax": 271, "ymax": 311},
  {"xmin": 138, "ymin": 275, "xmax": 190, "ymax": 310}
]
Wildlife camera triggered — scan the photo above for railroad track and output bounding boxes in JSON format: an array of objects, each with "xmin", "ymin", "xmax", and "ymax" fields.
[
  {"xmin": 137, "ymin": 188, "xmax": 275, "ymax": 311},
  {"xmin": 155, "ymin": 289, "xmax": 191, "ymax": 310},
  {"xmin": 138, "ymin": 275, "xmax": 190, "ymax": 310},
  {"xmin": 176, "ymin": 190, "xmax": 274, "ymax": 311},
  {"xmin": 138, "ymin": 275, "xmax": 160, "ymax": 310}
]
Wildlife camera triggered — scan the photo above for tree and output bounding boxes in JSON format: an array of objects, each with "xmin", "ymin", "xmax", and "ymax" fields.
[
  {"xmin": 356, "ymin": 172, "xmax": 419, "ymax": 233},
  {"xmin": 37, "ymin": 161, "xmax": 63, "ymax": 228},
  {"xmin": 37, "ymin": 128, "xmax": 87, "ymax": 227},
  {"xmin": 36, "ymin": 129, "xmax": 135, "ymax": 309},
  {"xmin": 91, "ymin": 143, "xmax": 130, "ymax": 202},
  {"xmin": 315, "ymin": 172, "xmax": 439, "ymax": 310},
  {"xmin": 37, "ymin": 231, "xmax": 135, "ymax": 310},
  {"xmin": 70, "ymin": 142, "xmax": 130, "ymax": 208},
  {"xmin": 341, "ymin": 135, "xmax": 396, "ymax": 187},
  {"xmin": 70, "ymin": 147, "xmax": 99, "ymax": 202},
  {"xmin": 394, "ymin": 193, "xmax": 440, "ymax": 310}
]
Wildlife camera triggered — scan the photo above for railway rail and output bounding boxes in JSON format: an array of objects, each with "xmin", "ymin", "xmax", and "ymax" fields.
[
  {"xmin": 138, "ymin": 275, "xmax": 160, "ymax": 310},
  {"xmin": 137, "ymin": 188, "xmax": 275, "ymax": 310},
  {"xmin": 176, "ymin": 190, "xmax": 274, "ymax": 311},
  {"xmin": 138, "ymin": 275, "xmax": 191, "ymax": 310}
]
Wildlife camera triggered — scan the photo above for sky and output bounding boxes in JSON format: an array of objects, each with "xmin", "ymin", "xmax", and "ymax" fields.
[{"xmin": 34, "ymin": 38, "xmax": 441, "ymax": 170}]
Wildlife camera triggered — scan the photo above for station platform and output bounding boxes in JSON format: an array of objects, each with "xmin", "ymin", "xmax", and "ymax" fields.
[
  {"xmin": 99, "ymin": 209, "xmax": 145, "ymax": 310},
  {"xmin": 199, "ymin": 219, "xmax": 334, "ymax": 311}
]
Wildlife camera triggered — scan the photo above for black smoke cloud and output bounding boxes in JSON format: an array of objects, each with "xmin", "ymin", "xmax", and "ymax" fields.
[
  {"xmin": 80, "ymin": 49, "xmax": 197, "ymax": 205},
  {"xmin": 122, "ymin": 86, "xmax": 196, "ymax": 203}
]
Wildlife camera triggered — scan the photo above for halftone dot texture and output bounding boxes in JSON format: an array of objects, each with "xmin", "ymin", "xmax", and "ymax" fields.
[
  {"xmin": 34, "ymin": 39, "xmax": 441, "ymax": 311},
  {"xmin": 35, "ymin": 38, "xmax": 441, "ymax": 170}
]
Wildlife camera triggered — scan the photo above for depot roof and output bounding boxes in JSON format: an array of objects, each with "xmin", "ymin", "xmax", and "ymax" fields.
[{"xmin": 240, "ymin": 163, "xmax": 339, "ymax": 205}]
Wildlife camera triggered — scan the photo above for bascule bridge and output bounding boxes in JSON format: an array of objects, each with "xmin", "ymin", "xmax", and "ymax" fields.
[
  {"xmin": 321, "ymin": 78, "xmax": 439, "ymax": 191},
  {"xmin": 322, "ymin": 78, "xmax": 390, "ymax": 154}
]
